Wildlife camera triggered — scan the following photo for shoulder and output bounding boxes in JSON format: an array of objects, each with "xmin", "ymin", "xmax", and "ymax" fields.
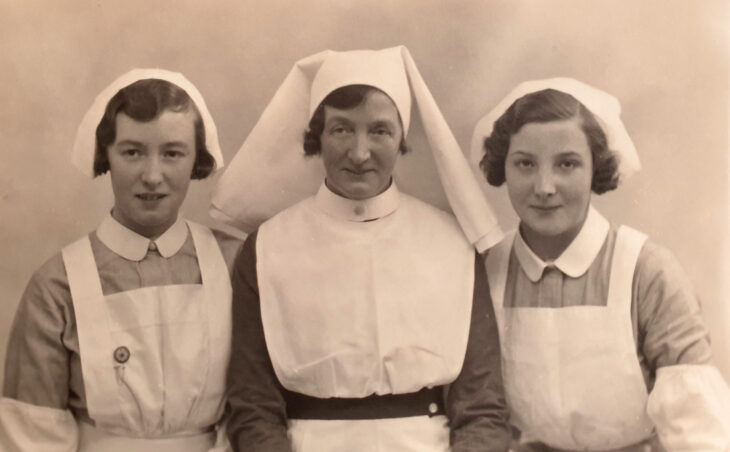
[
  {"xmin": 15, "ymin": 239, "xmax": 81, "ymax": 326},
  {"xmin": 257, "ymin": 197, "xmax": 316, "ymax": 240},
  {"xmin": 26, "ymin": 251, "xmax": 69, "ymax": 296},
  {"xmin": 399, "ymin": 193, "xmax": 458, "ymax": 223},
  {"xmin": 633, "ymin": 234, "xmax": 693, "ymax": 290},
  {"xmin": 399, "ymin": 193, "xmax": 466, "ymax": 235},
  {"xmin": 397, "ymin": 194, "xmax": 473, "ymax": 256},
  {"xmin": 264, "ymin": 197, "xmax": 313, "ymax": 225}
]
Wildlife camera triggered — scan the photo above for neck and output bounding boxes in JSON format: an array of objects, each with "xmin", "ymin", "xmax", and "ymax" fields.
[
  {"xmin": 520, "ymin": 210, "xmax": 589, "ymax": 261},
  {"xmin": 111, "ymin": 209, "xmax": 170, "ymax": 240}
]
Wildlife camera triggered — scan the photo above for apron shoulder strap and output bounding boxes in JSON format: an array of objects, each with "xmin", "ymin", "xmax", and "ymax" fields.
[
  {"xmin": 185, "ymin": 221, "xmax": 231, "ymax": 284},
  {"xmin": 184, "ymin": 221, "xmax": 232, "ymax": 412},
  {"xmin": 606, "ymin": 225, "xmax": 648, "ymax": 312},
  {"xmin": 62, "ymin": 235, "xmax": 103, "ymax": 304},
  {"xmin": 61, "ymin": 235, "xmax": 121, "ymax": 426}
]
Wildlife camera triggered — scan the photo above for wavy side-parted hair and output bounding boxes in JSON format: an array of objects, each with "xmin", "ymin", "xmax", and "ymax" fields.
[
  {"xmin": 94, "ymin": 78, "xmax": 215, "ymax": 179},
  {"xmin": 303, "ymin": 84, "xmax": 409, "ymax": 156},
  {"xmin": 480, "ymin": 88, "xmax": 619, "ymax": 194}
]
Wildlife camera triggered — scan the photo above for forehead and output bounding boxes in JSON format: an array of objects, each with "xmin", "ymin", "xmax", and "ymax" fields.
[
  {"xmin": 509, "ymin": 118, "xmax": 590, "ymax": 156},
  {"xmin": 323, "ymin": 90, "xmax": 401, "ymax": 124},
  {"xmin": 114, "ymin": 109, "xmax": 196, "ymax": 141}
]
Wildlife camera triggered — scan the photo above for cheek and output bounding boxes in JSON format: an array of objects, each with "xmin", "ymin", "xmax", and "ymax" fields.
[
  {"xmin": 563, "ymin": 171, "xmax": 593, "ymax": 201},
  {"xmin": 504, "ymin": 171, "xmax": 531, "ymax": 199},
  {"xmin": 170, "ymin": 166, "xmax": 194, "ymax": 190}
]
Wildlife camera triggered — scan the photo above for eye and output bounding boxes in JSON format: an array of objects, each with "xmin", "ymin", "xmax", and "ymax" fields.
[
  {"xmin": 163, "ymin": 149, "xmax": 187, "ymax": 159},
  {"xmin": 120, "ymin": 148, "xmax": 141, "ymax": 158},
  {"xmin": 557, "ymin": 158, "xmax": 582, "ymax": 170},
  {"xmin": 513, "ymin": 158, "xmax": 535, "ymax": 170},
  {"xmin": 329, "ymin": 124, "xmax": 352, "ymax": 136},
  {"xmin": 371, "ymin": 126, "xmax": 392, "ymax": 136}
]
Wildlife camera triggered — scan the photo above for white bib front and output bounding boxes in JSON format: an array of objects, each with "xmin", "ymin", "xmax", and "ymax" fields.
[{"xmin": 257, "ymin": 192, "xmax": 474, "ymax": 398}]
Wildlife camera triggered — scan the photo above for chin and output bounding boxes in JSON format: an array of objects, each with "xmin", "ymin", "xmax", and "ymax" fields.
[{"xmin": 524, "ymin": 221, "xmax": 568, "ymax": 239}]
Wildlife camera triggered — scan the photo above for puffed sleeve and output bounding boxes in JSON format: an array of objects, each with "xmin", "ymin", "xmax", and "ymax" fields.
[
  {"xmin": 2, "ymin": 254, "xmax": 80, "ymax": 450},
  {"xmin": 635, "ymin": 240, "xmax": 730, "ymax": 448},
  {"xmin": 226, "ymin": 231, "xmax": 292, "ymax": 452},
  {"xmin": 446, "ymin": 252, "xmax": 511, "ymax": 452}
]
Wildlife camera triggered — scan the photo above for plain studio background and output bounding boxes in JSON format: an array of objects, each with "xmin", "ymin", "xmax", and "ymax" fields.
[{"xmin": 1, "ymin": 0, "xmax": 729, "ymax": 387}]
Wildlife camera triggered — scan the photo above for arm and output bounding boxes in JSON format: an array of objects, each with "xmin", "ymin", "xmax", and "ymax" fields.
[
  {"xmin": 635, "ymin": 240, "xmax": 712, "ymax": 370},
  {"xmin": 635, "ymin": 241, "xmax": 730, "ymax": 447},
  {"xmin": 226, "ymin": 231, "xmax": 291, "ymax": 452},
  {"xmin": 446, "ymin": 252, "xmax": 511, "ymax": 452},
  {"xmin": 1, "ymin": 256, "xmax": 79, "ymax": 451}
]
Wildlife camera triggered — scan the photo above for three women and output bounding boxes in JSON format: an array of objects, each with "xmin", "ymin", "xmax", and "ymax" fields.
[{"xmin": 2, "ymin": 61, "xmax": 728, "ymax": 452}]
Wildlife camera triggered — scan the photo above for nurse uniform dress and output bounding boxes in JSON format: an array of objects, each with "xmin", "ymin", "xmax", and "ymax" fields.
[
  {"xmin": 486, "ymin": 208, "xmax": 717, "ymax": 450},
  {"xmin": 0, "ymin": 69, "xmax": 241, "ymax": 452},
  {"xmin": 227, "ymin": 182, "xmax": 508, "ymax": 451},
  {"xmin": 2, "ymin": 215, "xmax": 241, "ymax": 452},
  {"xmin": 211, "ymin": 47, "xmax": 510, "ymax": 451},
  {"xmin": 470, "ymin": 78, "xmax": 730, "ymax": 451}
]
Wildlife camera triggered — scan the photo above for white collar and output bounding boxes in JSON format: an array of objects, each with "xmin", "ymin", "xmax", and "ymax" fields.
[
  {"xmin": 96, "ymin": 213, "xmax": 189, "ymax": 261},
  {"xmin": 314, "ymin": 180, "xmax": 400, "ymax": 222},
  {"xmin": 513, "ymin": 205, "xmax": 610, "ymax": 281}
]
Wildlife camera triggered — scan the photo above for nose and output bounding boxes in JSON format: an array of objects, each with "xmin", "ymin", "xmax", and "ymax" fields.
[
  {"xmin": 141, "ymin": 156, "xmax": 164, "ymax": 187},
  {"xmin": 534, "ymin": 168, "xmax": 556, "ymax": 198},
  {"xmin": 347, "ymin": 133, "xmax": 371, "ymax": 165}
]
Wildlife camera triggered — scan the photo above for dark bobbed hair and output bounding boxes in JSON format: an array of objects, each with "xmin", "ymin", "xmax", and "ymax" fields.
[
  {"xmin": 480, "ymin": 88, "xmax": 619, "ymax": 194},
  {"xmin": 93, "ymin": 78, "xmax": 215, "ymax": 179},
  {"xmin": 303, "ymin": 84, "xmax": 409, "ymax": 156}
]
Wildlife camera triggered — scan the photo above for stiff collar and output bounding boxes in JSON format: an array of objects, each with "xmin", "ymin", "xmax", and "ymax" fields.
[
  {"xmin": 514, "ymin": 205, "xmax": 610, "ymax": 281},
  {"xmin": 314, "ymin": 180, "xmax": 400, "ymax": 222},
  {"xmin": 96, "ymin": 213, "xmax": 189, "ymax": 261}
]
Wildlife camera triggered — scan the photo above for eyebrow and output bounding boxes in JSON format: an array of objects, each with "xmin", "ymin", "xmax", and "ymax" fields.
[
  {"xmin": 370, "ymin": 120, "xmax": 396, "ymax": 128},
  {"xmin": 114, "ymin": 140, "xmax": 191, "ymax": 148},
  {"xmin": 324, "ymin": 115, "xmax": 354, "ymax": 125},
  {"xmin": 115, "ymin": 139, "xmax": 144, "ymax": 147},
  {"xmin": 555, "ymin": 151, "xmax": 585, "ymax": 158},
  {"xmin": 508, "ymin": 150, "xmax": 585, "ymax": 158},
  {"xmin": 161, "ymin": 141, "xmax": 192, "ymax": 148}
]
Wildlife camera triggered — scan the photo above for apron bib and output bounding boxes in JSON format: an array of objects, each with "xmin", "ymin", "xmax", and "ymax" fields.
[
  {"xmin": 486, "ymin": 225, "xmax": 654, "ymax": 450},
  {"xmin": 62, "ymin": 221, "xmax": 231, "ymax": 452}
]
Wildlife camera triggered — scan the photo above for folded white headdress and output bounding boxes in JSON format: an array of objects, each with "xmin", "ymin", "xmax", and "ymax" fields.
[
  {"xmin": 211, "ymin": 45, "xmax": 502, "ymax": 251},
  {"xmin": 71, "ymin": 68, "xmax": 224, "ymax": 177},
  {"xmin": 469, "ymin": 77, "xmax": 641, "ymax": 180}
]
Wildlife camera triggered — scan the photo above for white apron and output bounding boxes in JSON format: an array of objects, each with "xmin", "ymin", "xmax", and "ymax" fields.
[
  {"xmin": 486, "ymin": 225, "xmax": 654, "ymax": 450},
  {"xmin": 62, "ymin": 221, "xmax": 231, "ymax": 452},
  {"xmin": 257, "ymin": 194, "xmax": 474, "ymax": 451}
]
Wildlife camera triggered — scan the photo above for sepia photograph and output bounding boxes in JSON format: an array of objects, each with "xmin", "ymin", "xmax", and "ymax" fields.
[{"xmin": 1, "ymin": 0, "xmax": 729, "ymax": 450}]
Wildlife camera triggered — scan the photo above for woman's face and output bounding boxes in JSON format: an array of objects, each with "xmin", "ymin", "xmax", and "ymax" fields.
[
  {"xmin": 107, "ymin": 109, "xmax": 197, "ymax": 238},
  {"xmin": 320, "ymin": 90, "xmax": 402, "ymax": 200},
  {"xmin": 505, "ymin": 118, "xmax": 593, "ymax": 253}
]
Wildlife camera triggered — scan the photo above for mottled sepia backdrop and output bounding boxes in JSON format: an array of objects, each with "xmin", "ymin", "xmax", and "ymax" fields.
[{"xmin": 1, "ymin": 1, "xmax": 729, "ymax": 385}]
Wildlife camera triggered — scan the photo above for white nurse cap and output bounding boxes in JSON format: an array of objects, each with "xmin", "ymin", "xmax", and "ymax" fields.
[
  {"xmin": 71, "ymin": 68, "xmax": 224, "ymax": 178},
  {"xmin": 211, "ymin": 46, "xmax": 503, "ymax": 251},
  {"xmin": 469, "ymin": 77, "xmax": 641, "ymax": 181}
]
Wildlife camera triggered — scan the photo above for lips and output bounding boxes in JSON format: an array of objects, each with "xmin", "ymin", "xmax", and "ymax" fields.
[
  {"xmin": 344, "ymin": 168, "xmax": 373, "ymax": 176},
  {"xmin": 136, "ymin": 193, "xmax": 167, "ymax": 201},
  {"xmin": 531, "ymin": 205, "xmax": 560, "ymax": 211}
]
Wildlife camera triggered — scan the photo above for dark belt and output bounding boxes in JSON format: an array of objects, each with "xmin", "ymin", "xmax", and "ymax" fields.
[{"xmin": 284, "ymin": 386, "xmax": 445, "ymax": 420}]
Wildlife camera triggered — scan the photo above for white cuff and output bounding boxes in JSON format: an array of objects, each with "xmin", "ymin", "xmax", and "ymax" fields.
[
  {"xmin": 0, "ymin": 398, "xmax": 78, "ymax": 452},
  {"xmin": 647, "ymin": 364, "xmax": 730, "ymax": 450}
]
